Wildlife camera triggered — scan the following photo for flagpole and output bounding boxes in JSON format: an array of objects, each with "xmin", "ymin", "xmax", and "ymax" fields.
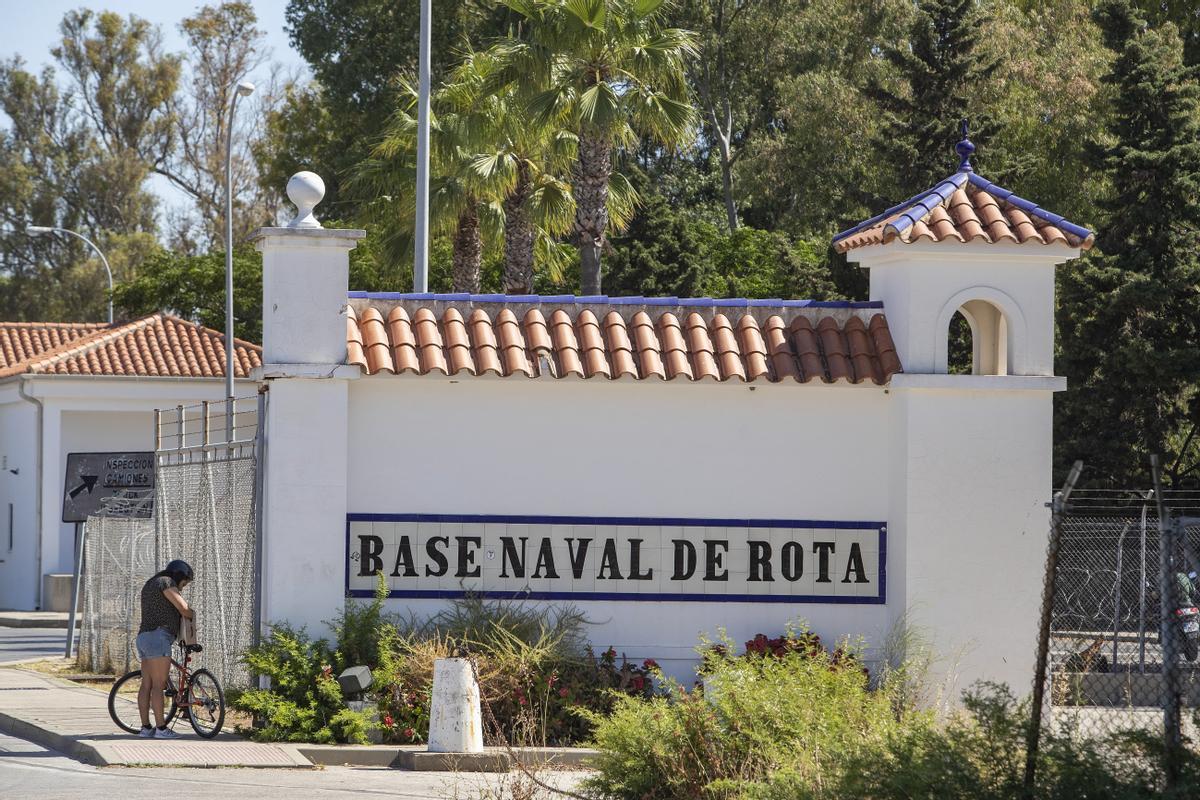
[{"xmin": 413, "ymin": 0, "xmax": 432, "ymax": 292}]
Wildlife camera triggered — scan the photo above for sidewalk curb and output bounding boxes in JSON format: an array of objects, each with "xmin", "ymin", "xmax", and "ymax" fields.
[
  {"xmin": 296, "ymin": 743, "xmax": 599, "ymax": 771},
  {"xmin": 0, "ymin": 709, "xmax": 104, "ymax": 766}
]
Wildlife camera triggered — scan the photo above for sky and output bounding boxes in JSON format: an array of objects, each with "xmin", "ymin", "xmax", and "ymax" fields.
[
  {"xmin": 0, "ymin": 1, "xmax": 309, "ymax": 212},
  {"xmin": 0, "ymin": 1, "xmax": 305, "ymax": 74}
]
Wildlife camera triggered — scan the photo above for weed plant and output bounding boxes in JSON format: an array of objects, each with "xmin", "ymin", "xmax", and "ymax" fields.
[{"xmin": 235, "ymin": 573, "xmax": 650, "ymax": 745}]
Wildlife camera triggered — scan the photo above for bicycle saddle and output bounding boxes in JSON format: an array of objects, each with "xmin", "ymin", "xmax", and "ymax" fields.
[{"xmin": 185, "ymin": 643, "xmax": 204, "ymax": 653}]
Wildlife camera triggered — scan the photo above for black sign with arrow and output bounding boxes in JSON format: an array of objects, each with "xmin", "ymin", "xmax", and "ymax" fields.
[{"xmin": 62, "ymin": 451, "xmax": 155, "ymax": 522}]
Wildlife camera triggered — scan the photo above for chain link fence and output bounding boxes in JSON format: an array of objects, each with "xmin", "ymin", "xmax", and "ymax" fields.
[
  {"xmin": 1026, "ymin": 462, "xmax": 1200, "ymax": 795},
  {"xmin": 78, "ymin": 395, "xmax": 264, "ymax": 690},
  {"xmin": 78, "ymin": 516, "xmax": 156, "ymax": 675}
]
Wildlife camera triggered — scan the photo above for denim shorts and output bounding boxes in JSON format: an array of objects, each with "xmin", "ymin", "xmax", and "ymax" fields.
[{"xmin": 136, "ymin": 627, "xmax": 175, "ymax": 660}]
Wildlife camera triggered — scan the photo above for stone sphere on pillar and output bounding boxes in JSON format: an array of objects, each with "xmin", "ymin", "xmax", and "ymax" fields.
[{"xmin": 286, "ymin": 171, "xmax": 326, "ymax": 229}]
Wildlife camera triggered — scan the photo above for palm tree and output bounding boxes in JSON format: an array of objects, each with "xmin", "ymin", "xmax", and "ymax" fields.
[
  {"xmin": 442, "ymin": 51, "xmax": 577, "ymax": 293},
  {"xmin": 491, "ymin": 0, "xmax": 697, "ymax": 294},
  {"xmin": 353, "ymin": 80, "xmax": 502, "ymax": 293}
]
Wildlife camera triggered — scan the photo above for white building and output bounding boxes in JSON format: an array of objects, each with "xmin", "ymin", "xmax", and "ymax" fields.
[
  {"xmin": 253, "ymin": 146, "xmax": 1093, "ymax": 694},
  {"xmin": 0, "ymin": 314, "xmax": 259, "ymax": 610}
]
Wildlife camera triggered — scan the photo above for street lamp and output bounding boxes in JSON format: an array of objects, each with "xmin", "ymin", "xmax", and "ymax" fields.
[
  {"xmin": 225, "ymin": 79, "xmax": 255, "ymax": 440},
  {"xmin": 26, "ymin": 226, "xmax": 113, "ymax": 324}
]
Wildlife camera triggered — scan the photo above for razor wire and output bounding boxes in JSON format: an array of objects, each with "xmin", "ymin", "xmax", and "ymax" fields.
[{"xmin": 1026, "ymin": 476, "xmax": 1200, "ymax": 798}]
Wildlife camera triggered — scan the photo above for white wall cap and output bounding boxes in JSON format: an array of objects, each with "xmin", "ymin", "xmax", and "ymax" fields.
[
  {"xmin": 847, "ymin": 239, "xmax": 1080, "ymax": 268},
  {"xmin": 889, "ymin": 373, "xmax": 1066, "ymax": 392},
  {"xmin": 254, "ymin": 364, "xmax": 362, "ymax": 381},
  {"xmin": 251, "ymin": 227, "xmax": 366, "ymax": 248}
]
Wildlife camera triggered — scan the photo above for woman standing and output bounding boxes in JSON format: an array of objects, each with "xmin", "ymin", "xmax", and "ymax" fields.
[{"xmin": 134, "ymin": 559, "xmax": 194, "ymax": 738}]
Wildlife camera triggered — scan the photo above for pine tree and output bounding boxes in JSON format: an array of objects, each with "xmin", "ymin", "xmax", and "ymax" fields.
[
  {"xmin": 1055, "ymin": 0, "xmax": 1200, "ymax": 486},
  {"xmin": 866, "ymin": 0, "xmax": 1001, "ymax": 201}
]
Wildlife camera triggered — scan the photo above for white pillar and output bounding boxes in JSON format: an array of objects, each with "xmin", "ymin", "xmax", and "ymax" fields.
[
  {"xmin": 252, "ymin": 173, "xmax": 365, "ymax": 638},
  {"xmin": 427, "ymin": 658, "xmax": 484, "ymax": 753}
]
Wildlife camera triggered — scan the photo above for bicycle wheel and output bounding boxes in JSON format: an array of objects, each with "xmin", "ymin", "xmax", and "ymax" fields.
[
  {"xmin": 185, "ymin": 668, "xmax": 225, "ymax": 738},
  {"xmin": 108, "ymin": 669, "xmax": 180, "ymax": 734}
]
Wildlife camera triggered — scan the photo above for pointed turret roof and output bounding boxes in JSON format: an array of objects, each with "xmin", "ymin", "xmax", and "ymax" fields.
[{"xmin": 833, "ymin": 126, "xmax": 1094, "ymax": 254}]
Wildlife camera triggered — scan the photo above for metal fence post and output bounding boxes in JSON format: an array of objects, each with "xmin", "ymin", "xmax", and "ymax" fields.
[
  {"xmin": 252, "ymin": 387, "xmax": 266, "ymax": 652},
  {"xmin": 1151, "ymin": 455, "xmax": 1182, "ymax": 790},
  {"xmin": 1023, "ymin": 460, "xmax": 1083, "ymax": 800}
]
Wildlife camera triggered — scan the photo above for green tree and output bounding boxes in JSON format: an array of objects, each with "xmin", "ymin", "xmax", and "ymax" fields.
[
  {"xmin": 699, "ymin": 229, "xmax": 840, "ymax": 300},
  {"xmin": 0, "ymin": 54, "xmax": 161, "ymax": 322},
  {"xmin": 1056, "ymin": 0, "xmax": 1200, "ymax": 485},
  {"xmin": 113, "ymin": 225, "xmax": 407, "ymax": 340},
  {"xmin": 160, "ymin": 2, "xmax": 280, "ymax": 250},
  {"xmin": 866, "ymin": 0, "xmax": 1002, "ymax": 202},
  {"xmin": 604, "ymin": 174, "xmax": 717, "ymax": 298},
  {"xmin": 113, "ymin": 248, "xmax": 264, "ymax": 341},
  {"xmin": 730, "ymin": 0, "xmax": 908, "ymax": 235},
  {"xmin": 492, "ymin": 0, "xmax": 697, "ymax": 294},
  {"xmin": 1130, "ymin": 0, "xmax": 1200, "ymax": 65},
  {"xmin": 274, "ymin": 0, "xmax": 514, "ymax": 216},
  {"xmin": 49, "ymin": 5, "xmax": 283, "ymax": 253}
]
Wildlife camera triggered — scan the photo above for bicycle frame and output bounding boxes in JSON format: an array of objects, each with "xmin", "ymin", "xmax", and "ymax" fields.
[{"xmin": 164, "ymin": 644, "xmax": 198, "ymax": 713}]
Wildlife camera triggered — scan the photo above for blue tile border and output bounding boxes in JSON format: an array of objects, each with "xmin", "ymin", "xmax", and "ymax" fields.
[
  {"xmin": 345, "ymin": 513, "xmax": 887, "ymax": 605},
  {"xmin": 345, "ymin": 292, "xmax": 883, "ymax": 310}
]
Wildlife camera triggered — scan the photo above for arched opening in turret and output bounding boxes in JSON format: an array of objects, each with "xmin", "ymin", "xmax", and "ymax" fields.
[
  {"xmin": 949, "ymin": 300, "xmax": 1009, "ymax": 376},
  {"xmin": 947, "ymin": 312, "xmax": 973, "ymax": 375}
]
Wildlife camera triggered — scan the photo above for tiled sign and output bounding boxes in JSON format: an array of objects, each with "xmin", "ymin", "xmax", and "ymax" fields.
[{"xmin": 346, "ymin": 514, "xmax": 886, "ymax": 604}]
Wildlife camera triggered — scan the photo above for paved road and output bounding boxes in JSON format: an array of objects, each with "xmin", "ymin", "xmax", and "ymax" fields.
[
  {"xmin": 0, "ymin": 627, "xmax": 75, "ymax": 663},
  {"xmin": 0, "ymin": 731, "xmax": 588, "ymax": 799}
]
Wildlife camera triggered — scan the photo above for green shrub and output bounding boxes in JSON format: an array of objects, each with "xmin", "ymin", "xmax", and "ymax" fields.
[
  {"xmin": 582, "ymin": 629, "xmax": 914, "ymax": 800},
  {"xmin": 834, "ymin": 683, "xmax": 1200, "ymax": 800},
  {"xmin": 233, "ymin": 623, "xmax": 373, "ymax": 744}
]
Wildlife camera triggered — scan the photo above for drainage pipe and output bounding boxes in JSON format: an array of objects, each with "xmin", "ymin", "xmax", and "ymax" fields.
[{"xmin": 16, "ymin": 377, "xmax": 44, "ymax": 609}]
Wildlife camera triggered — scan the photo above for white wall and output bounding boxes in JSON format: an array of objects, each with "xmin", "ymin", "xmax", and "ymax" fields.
[
  {"xmin": 886, "ymin": 379, "xmax": 1053, "ymax": 697},
  {"xmin": 338, "ymin": 376, "xmax": 894, "ymax": 675},
  {"xmin": 0, "ymin": 399, "xmax": 39, "ymax": 609}
]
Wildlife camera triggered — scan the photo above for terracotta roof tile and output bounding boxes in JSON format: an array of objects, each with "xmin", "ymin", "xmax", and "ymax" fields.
[
  {"xmin": 789, "ymin": 317, "xmax": 825, "ymax": 383},
  {"xmin": 0, "ymin": 315, "xmax": 260, "ymax": 380},
  {"xmin": 345, "ymin": 295, "xmax": 903, "ymax": 387},
  {"xmin": 833, "ymin": 171, "xmax": 1094, "ymax": 253}
]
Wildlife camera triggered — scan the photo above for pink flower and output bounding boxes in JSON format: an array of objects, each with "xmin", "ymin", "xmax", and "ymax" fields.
[
  {"xmin": 642, "ymin": 659, "xmax": 659, "ymax": 670},
  {"xmin": 558, "ymin": 687, "xmax": 569, "ymax": 698},
  {"xmin": 403, "ymin": 727, "xmax": 415, "ymax": 740},
  {"xmin": 383, "ymin": 714, "xmax": 394, "ymax": 727},
  {"xmin": 518, "ymin": 696, "xmax": 527, "ymax": 705}
]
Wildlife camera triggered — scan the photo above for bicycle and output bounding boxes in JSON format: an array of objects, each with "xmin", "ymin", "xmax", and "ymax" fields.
[{"xmin": 108, "ymin": 640, "xmax": 225, "ymax": 738}]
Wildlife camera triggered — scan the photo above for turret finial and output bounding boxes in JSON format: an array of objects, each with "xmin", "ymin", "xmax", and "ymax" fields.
[{"xmin": 955, "ymin": 118, "xmax": 975, "ymax": 173}]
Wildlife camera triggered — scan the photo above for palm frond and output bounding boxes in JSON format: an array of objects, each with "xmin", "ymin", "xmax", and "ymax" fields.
[
  {"xmin": 606, "ymin": 170, "xmax": 640, "ymax": 232},
  {"xmin": 577, "ymin": 81, "xmax": 623, "ymax": 132}
]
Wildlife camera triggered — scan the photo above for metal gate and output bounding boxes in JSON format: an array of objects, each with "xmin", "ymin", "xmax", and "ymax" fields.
[{"xmin": 78, "ymin": 393, "xmax": 265, "ymax": 689}]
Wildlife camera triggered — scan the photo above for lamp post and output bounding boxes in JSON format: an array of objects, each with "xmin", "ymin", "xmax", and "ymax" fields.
[
  {"xmin": 26, "ymin": 226, "xmax": 113, "ymax": 324},
  {"xmin": 225, "ymin": 79, "xmax": 255, "ymax": 442}
]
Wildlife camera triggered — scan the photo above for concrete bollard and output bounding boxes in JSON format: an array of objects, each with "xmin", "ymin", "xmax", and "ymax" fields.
[{"xmin": 427, "ymin": 657, "xmax": 484, "ymax": 753}]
